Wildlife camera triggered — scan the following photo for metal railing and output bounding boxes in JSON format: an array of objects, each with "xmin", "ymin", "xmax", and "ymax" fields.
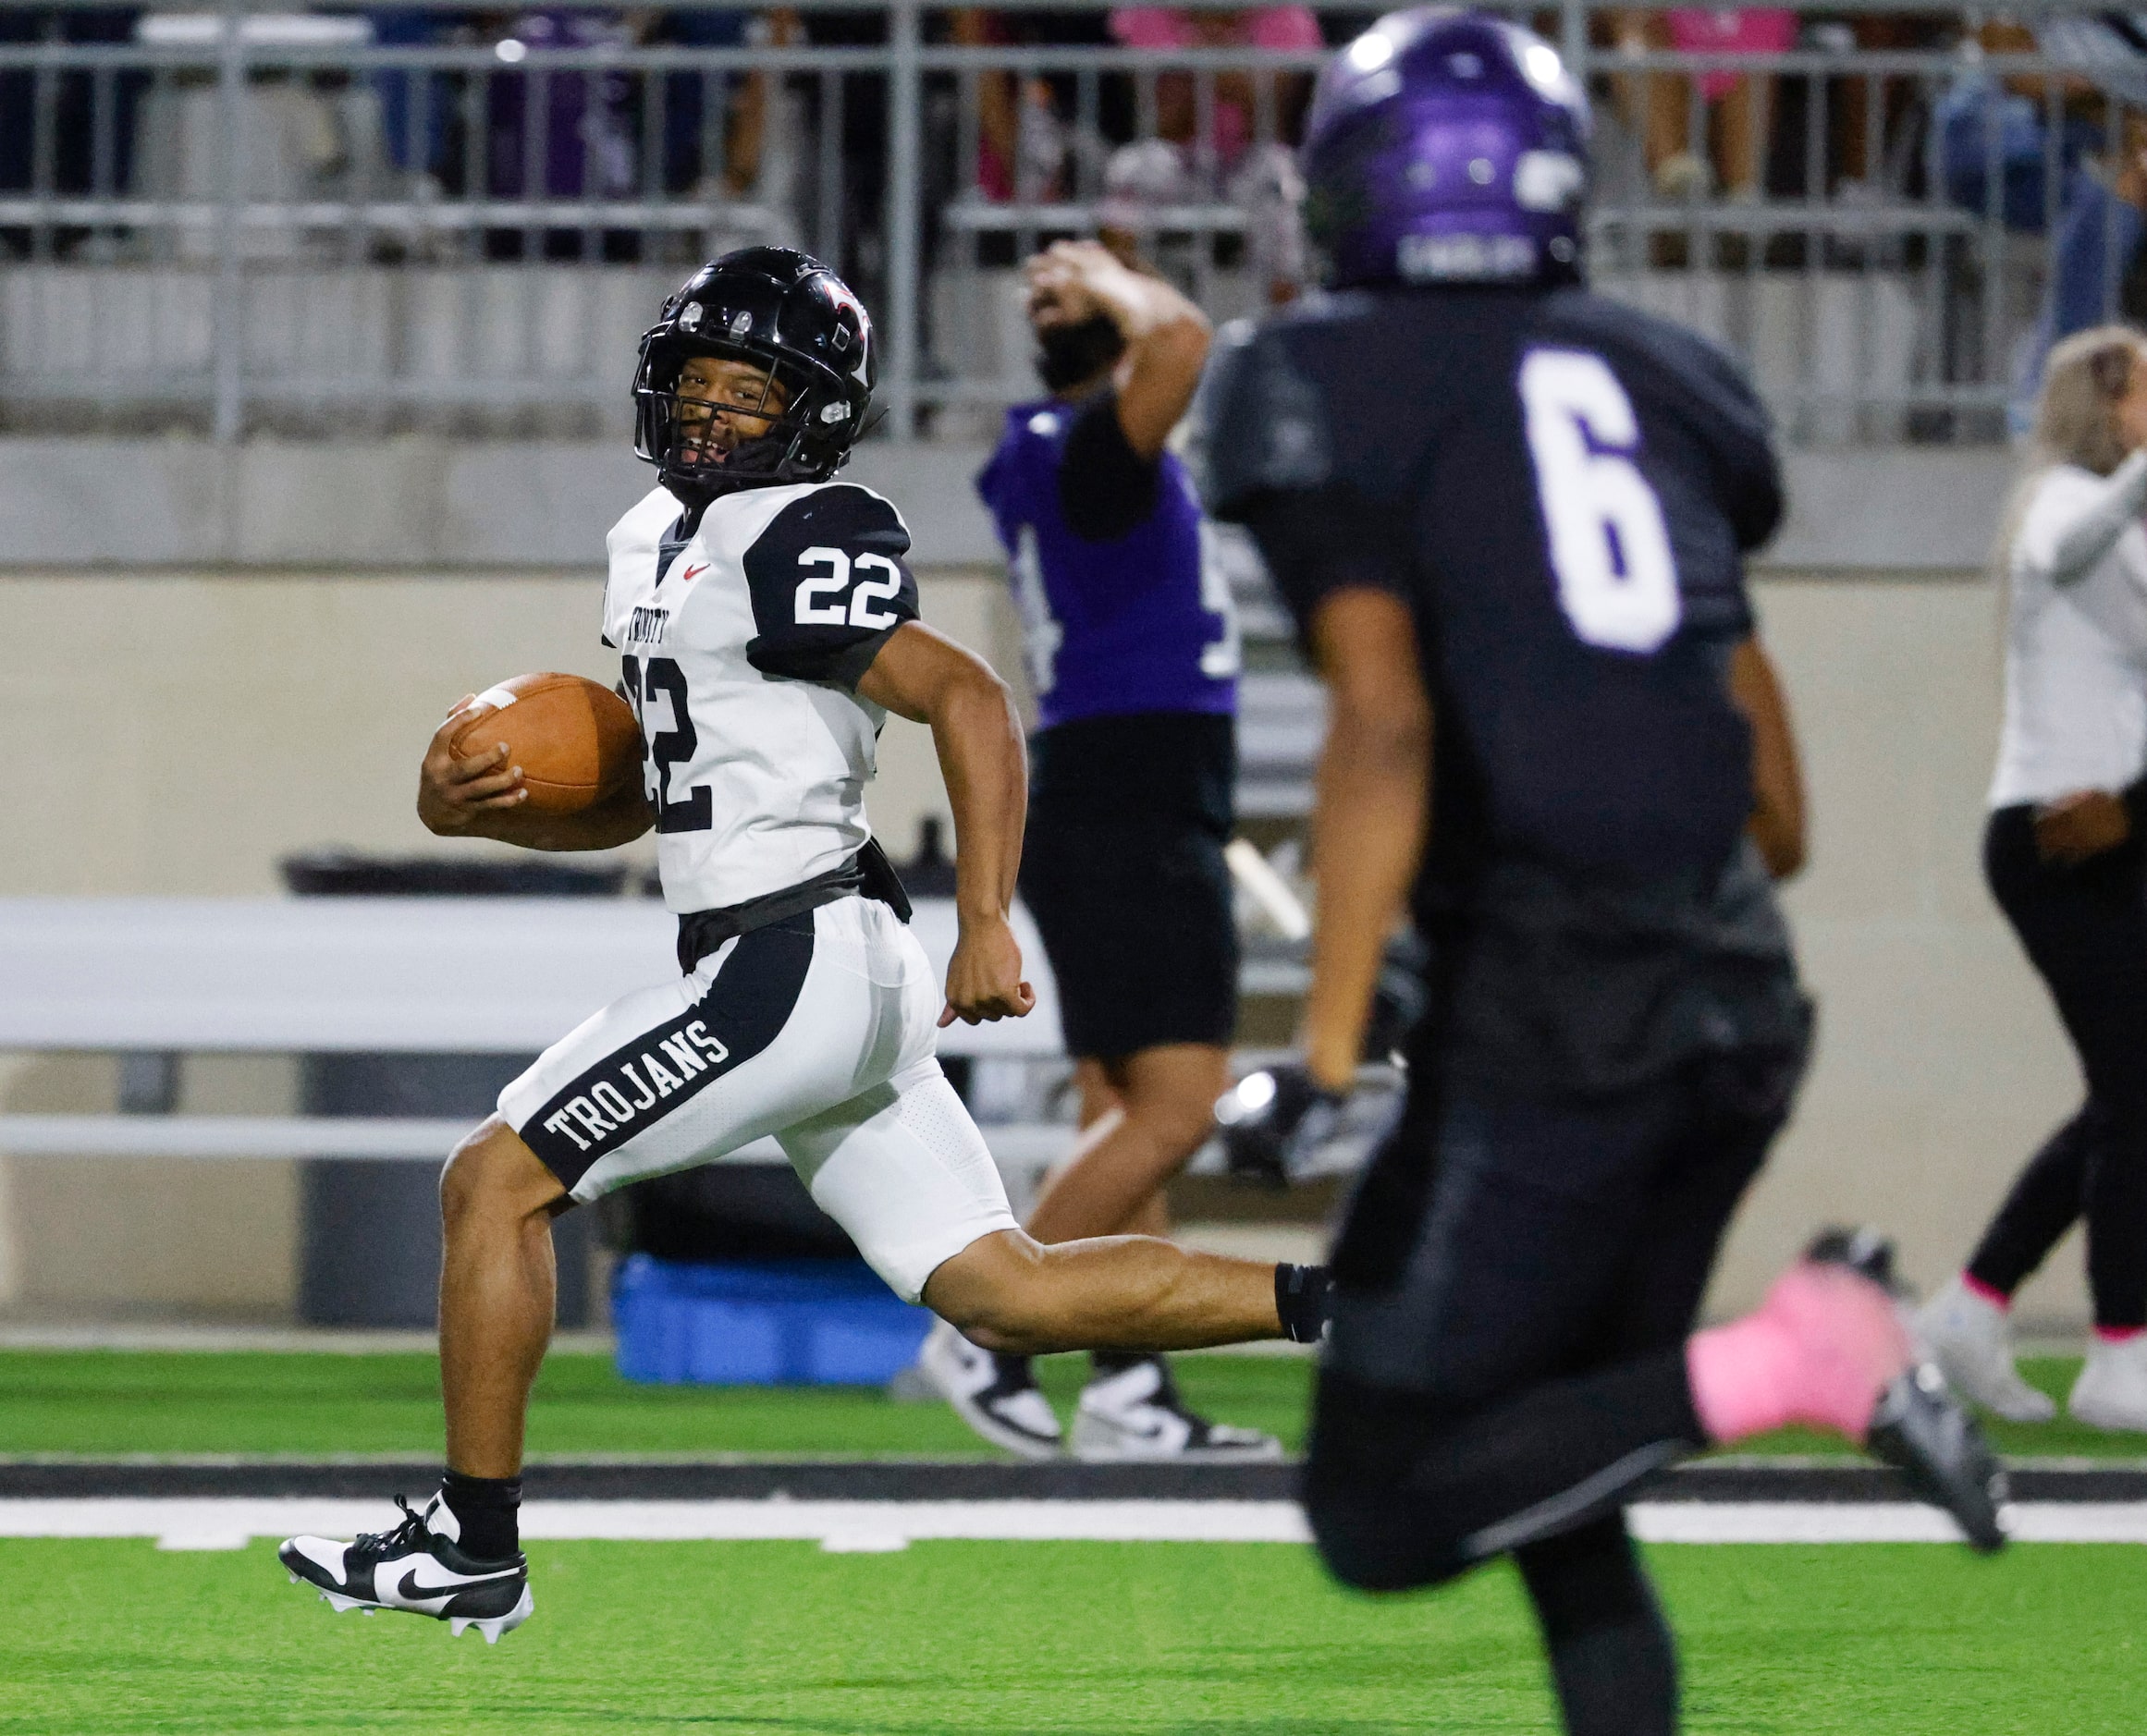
[{"xmin": 1, "ymin": 1, "xmax": 2141, "ymax": 444}]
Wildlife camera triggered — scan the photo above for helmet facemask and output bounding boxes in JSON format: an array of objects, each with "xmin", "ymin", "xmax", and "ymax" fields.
[{"xmin": 635, "ymin": 338, "xmax": 843, "ymax": 501}]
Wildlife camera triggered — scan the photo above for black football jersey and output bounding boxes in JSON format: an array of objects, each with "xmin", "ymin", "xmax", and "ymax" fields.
[{"xmin": 1198, "ymin": 285, "xmax": 1805, "ymax": 1094}]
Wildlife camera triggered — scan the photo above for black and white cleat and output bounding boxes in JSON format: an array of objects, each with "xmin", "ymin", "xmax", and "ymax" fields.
[
  {"xmin": 1805, "ymin": 1226, "xmax": 2009, "ymax": 1554},
  {"xmin": 278, "ymin": 1495, "xmax": 533, "ymax": 1643},
  {"xmin": 917, "ymin": 1320, "xmax": 1063, "ymax": 1460},
  {"xmin": 1866, "ymin": 1362, "xmax": 2010, "ymax": 1554},
  {"xmin": 1071, "ymin": 1357, "xmax": 1284, "ymax": 1463}
]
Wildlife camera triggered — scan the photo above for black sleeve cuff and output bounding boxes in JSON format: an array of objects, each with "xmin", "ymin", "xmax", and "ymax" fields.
[
  {"xmin": 828, "ymin": 623, "xmax": 904, "ymax": 691},
  {"xmin": 1057, "ymin": 392, "xmax": 1160, "ymax": 543},
  {"xmin": 746, "ymin": 621, "xmax": 903, "ymax": 691}
]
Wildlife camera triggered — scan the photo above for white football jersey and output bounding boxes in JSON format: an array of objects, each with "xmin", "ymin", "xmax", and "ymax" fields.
[{"xmin": 603, "ymin": 478, "xmax": 921, "ymax": 913}]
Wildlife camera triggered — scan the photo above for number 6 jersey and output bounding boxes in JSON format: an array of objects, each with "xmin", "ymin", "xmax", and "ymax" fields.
[
  {"xmin": 1196, "ymin": 285, "xmax": 1806, "ymax": 1099},
  {"xmin": 604, "ymin": 479, "xmax": 920, "ymax": 913}
]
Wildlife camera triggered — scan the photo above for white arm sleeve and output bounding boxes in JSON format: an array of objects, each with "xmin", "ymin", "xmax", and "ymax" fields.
[{"xmin": 2022, "ymin": 449, "xmax": 2147, "ymax": 586}]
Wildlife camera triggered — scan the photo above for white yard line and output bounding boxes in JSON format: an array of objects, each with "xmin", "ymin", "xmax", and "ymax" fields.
[{"xmin": 0, "ymin": 1498, "xmax": 2143, "ymax": 1551}]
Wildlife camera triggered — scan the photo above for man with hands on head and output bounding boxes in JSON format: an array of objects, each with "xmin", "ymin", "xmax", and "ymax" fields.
[
  {"xmin": 924, "ymin": 236, "xmax": 1282, "ymax": 1462},
  {"xmin": 276, "ymin": 247, "xmax": 1331, "ymax": 1644}
]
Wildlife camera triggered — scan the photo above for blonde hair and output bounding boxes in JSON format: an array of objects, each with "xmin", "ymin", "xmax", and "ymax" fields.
[
  {"xmin": 1996, "ymin": 324, "xmax": 2147, "ymax": 580},
  {"xmin": 2030, "ymin": 324, "xmax": 2144, "ymax": 477}
]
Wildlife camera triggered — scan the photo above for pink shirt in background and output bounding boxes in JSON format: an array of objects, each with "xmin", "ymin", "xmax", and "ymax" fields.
[
  {"xmin": 1108, "ymin": 6, "xmax": 1323, "ymax": 164},
  {"xmin": 1666, "ymin": 8, "xmax": 1797, "ymax": 101}
]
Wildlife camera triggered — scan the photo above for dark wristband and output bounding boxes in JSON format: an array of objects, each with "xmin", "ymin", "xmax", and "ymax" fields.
[{"xmin": 1275, "ymin": 1262, "xmax": 1333, "ymax": 1345}]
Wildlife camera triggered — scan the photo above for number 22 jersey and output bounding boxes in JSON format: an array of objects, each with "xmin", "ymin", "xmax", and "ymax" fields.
[
  {"xmin": 603, "ymin": 478, "xmax": 920, "ymax": 913},
  {"xmin": 1197, "ymin": 286, "xmax": 1806, "ymax": 1096}
]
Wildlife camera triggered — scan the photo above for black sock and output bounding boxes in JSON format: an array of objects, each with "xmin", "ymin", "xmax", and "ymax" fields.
[
  {"xmin": 1090, "ymin": 1351, "xmax": 1152, "ymax": 1376},
  {"xmin": 1275, "ymin": 1263, "xmax": 1332, "ymax": 1344},
  {"xmin": 439, "ymin": 1470, "xmax": 521, "ymax": 1560}
]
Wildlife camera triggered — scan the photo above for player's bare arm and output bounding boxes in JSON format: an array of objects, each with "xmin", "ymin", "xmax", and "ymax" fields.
[
  {"xmin": 855, "ymin": 621, "xmax": 1035, "ymax": 1026},
  {"xmin": 1300, "ymin": 587, "xmax": 1432, "ymax": 1093},
  {"xmin": 1024, "ymin": 238, "xmax": 1209, "ymax": 458},
  {"xmin": 416, "ymin": 699, "xmax": 655, "ymax": 852},
  {"xmin": 1728, "ymin": 635, "xmax": 1808, "ymax": 880}
]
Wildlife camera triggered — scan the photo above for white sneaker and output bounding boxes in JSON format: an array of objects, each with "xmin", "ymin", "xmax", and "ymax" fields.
[
  {"xmin": 1913, "ymin": 1278, "xmax": 2055, "ymax": 1423},
  {"xmin": 1069, "ymin": 1358, "xmax": 1283, "ymax": 1463},
  {"xmin": 916, "ymin": 1320, "xmax": 1063, "ymax": 1459},
  {"xmin": 2068, "ymin": 1335, "xmax": 2147, "ymax": 1432}
]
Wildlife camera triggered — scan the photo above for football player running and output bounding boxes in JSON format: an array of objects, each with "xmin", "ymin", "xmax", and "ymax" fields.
[
  {"xmin": 1197, "ymin": 15, "xmax": 2005, "ymax": 1734},
  {"xmin": 278, "ymin": 247, "xmax": 1331, "ymax": 1642}
]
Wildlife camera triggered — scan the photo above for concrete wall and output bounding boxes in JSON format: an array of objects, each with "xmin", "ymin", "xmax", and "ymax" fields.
[
  {"xmin": 0, "ymin": 567, "xmax": 1012, "ymax": 1317},
  {"xmin": 1710, "ymin": 579, "xmax": 2088, "ymax": 1329},
  {"xmin": 0, "ymin": 563, "xmax": 2097, "ymax": 1328},
  {"xmin": 0, "ymin": 568, "xmax": 1005, "ymax": 898}
]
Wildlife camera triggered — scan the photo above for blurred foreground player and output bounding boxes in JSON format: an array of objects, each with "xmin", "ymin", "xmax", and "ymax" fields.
[
  {"xmin": 923, "ymin": 238, "xmax": 1277, "ymax": 1461},
  {"xmin": 1199, "ymin": 15, "xmax": 2005, "ymax": 1732},
  {"xmin": 276, "ymin": 247, "xmax": 1331, "ymax": 1642}
]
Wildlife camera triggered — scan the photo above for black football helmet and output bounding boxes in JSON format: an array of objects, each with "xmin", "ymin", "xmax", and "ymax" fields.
[{"xmin": 632, "ymin": 246, "xmax": 876, "ymax": 499}]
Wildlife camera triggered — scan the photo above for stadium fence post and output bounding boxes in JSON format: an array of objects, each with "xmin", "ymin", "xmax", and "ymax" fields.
[
  {"xmin": 211, "ymin": 0, "xmax": 247, "ymax": 444},
  {"xmin": 1560, "ymin": 0, "xmax": 1589, "ymax": 85},
  {"xmin": 884, "ymin": 0, "xmax": 922, "ymax": 438}
]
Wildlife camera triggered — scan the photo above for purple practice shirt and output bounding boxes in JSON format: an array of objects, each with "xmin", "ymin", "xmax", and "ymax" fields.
[{"xmin": 975, "ymin": 397, "xmax": 1238, "ymax": 732}]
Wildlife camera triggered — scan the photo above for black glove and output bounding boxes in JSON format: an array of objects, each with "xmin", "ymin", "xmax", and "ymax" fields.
[{"xmin": 1217, "ymin": 1062, "xmax": 1347, "ymax": 1190}]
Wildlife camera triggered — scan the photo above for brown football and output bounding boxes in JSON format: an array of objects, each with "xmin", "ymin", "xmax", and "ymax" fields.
[{"xmin": 448, "ymin": 672, "xmax": 642, "ymax": 814}]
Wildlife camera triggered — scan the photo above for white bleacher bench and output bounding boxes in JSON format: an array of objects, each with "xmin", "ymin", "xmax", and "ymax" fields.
[{"xmin": 0, "ymin": 897, "xmax": 1074, "ymax": 1174}]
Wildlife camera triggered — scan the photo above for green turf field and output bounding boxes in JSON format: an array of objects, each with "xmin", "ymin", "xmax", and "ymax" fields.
[
  {"xmin": 0, "ymin": 1350, "xmax": 2129, "ymax": 1461},
  {"xmin": 0, "ymin": 1536, "xmax": 2135, "ymax": 1734}
]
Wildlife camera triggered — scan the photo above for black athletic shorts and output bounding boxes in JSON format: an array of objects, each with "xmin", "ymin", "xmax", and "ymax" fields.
[{"xmin": 1019, "ymin": 711, "xmax": 1239, "ymax": 1061}]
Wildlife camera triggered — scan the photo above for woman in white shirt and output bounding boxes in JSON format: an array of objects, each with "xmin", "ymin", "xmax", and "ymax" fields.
[{"xmin": 1920, "ymin": 324, "xmax": 2147, "ymax": 1432}]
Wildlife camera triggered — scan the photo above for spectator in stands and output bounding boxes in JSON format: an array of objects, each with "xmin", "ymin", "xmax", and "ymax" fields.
[
  {"xmin": 1613, "ymin": 6, "xmax": 1795, "ymax": 199},
  {"xmin": 1918, "ymin": 324, "xmax": 2147, "ymax": 1435},
  {"xmin": 659, "ymin": 6, "xmax": 799, "ymax": 202},
  {"xmin": 370, "ymin": 7, "xmax": 470, "ymax": 189},
  {"xmin": 796, "ymin": 6, "xmax": 891, "ymax": 302},
  {"xmin": 0, "ymin": 6, "xmax": 146, "ymax": 256},
  {"xmin": 482, "ymin": 6, "xmax": 642, "ymax": 259},
  {"xmin": 1089, "ymin": 8, "xmax": 1318, "ymax": 300},
  {"xmin": 949, "ymin": 8, "xmax": 1112, "ymax": 203},
  {"xmin": 2001, "ymin": 16, "xmax": 2147, "ymax": 420},
  {"xmin": 1108, "ymin": 6, "xmax": 1319, "ymax": 177},
  {"xmin": 926, "ymin": 239, "xmax": 1274, "ymax": 1461}
]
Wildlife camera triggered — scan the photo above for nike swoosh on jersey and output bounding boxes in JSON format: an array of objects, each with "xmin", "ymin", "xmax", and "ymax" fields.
[{"xmin": 680, "ymin": 564, "xmax": 708, "ymax": 583}]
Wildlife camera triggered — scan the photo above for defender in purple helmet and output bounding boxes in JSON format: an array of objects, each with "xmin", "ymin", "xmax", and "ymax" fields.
[
  {"xmin": 1200, "ymin": 10, "xmax": 2004, "ymax": 1732},
  {"xmin": 1302, "ymin": 6, "xmax": 1589, "ymax": 290}
]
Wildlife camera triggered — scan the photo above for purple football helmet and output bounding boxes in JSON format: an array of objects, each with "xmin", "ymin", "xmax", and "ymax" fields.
[{"xmin": 1303, "ymin": 8, "xmax": 1590, "ymax": 290}]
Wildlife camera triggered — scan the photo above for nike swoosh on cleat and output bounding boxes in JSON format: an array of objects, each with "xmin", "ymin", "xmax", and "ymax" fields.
[{"xmin": 395, "ymin": 1564, "xmax": 521, "ymax": 1607}]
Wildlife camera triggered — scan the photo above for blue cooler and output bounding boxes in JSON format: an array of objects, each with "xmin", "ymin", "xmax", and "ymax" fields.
[{"xmin": 610, "ymin": 1253, "xmax": 934, "ymax": 1386}]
